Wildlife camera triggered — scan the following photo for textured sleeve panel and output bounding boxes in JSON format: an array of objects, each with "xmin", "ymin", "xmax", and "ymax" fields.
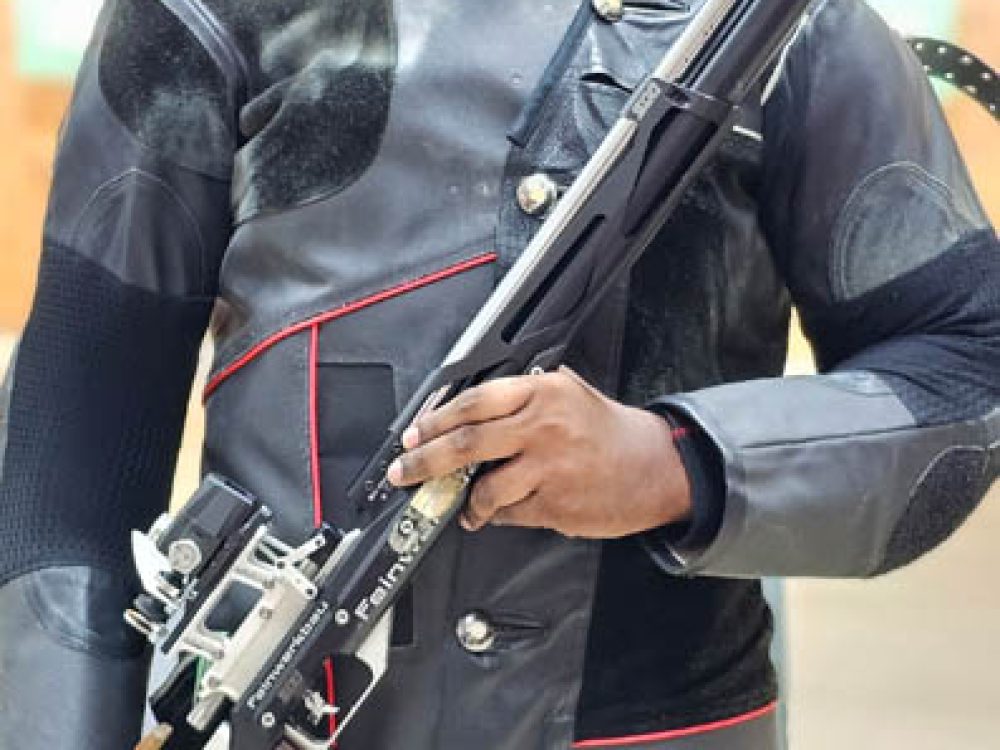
[
  {"xmin": 646, "ymin": 0, "xmax": 1000, "ymax": 578},
  {"xmin": 0, "ymin": 243, "xmax": 213, "ymax": 585}
]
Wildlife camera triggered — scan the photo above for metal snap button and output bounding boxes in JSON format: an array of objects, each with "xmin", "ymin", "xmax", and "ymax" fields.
[
  {"xmin": 516, "ymin": 173, "xmax": 559, "ymax": 216},
  {"xmin": 455, "ymin": 611, "xmax": 497, "ymax": 653}
]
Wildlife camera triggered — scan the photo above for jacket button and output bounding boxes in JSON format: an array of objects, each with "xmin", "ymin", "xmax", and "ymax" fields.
[
  {"xmin": 592, "ymin": 0, "xmax": 624, "ymax": 22},
  {"xmin": 516, "ymin": 173, "xmax": 559, "ymax": 216},
  {"xmin": 455, "ymin": 611, "xmax": 497, "ymax": 653}
]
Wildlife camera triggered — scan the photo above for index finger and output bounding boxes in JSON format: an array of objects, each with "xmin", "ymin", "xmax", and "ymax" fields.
[{"xmin": 405, "ymin": 376, "xmax": 536, "ymax": 449}]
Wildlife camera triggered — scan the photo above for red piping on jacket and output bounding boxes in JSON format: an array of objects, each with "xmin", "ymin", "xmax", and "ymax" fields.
[
  {"xmin": 309, "ymin": 325, "xmax": 338, "ymax": 738},
  {"xmin": 203, "ymin": 252, "xmax": 499, "ymax": 399},
  {"xmin": 571, "ymin": 702, "xmax": 778, "ymax": 748},
  {"xmin": 324, "ymin": 657, "xmax": 338, "ymax": 739},
  {"xmin": 308, "ymin": 323, "xmax": 323, "ymax": 527},
  {"xmin": 289, "ymin": 254, "xmax": 497, "ymax": 743}
]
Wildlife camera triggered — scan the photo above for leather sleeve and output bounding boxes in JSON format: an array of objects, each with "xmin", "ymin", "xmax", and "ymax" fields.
[
  {"xmin": 0, "ymin": 1, "xmax": 237, "ymax": 746},
  {"xmin": 647, "ymin": 0, "xmax": 1000, "ymax": 578}
]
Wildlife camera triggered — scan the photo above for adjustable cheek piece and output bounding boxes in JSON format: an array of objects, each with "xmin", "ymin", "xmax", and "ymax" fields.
[
  {"xmin": 125, "ymin": 475, "xmax": 370, "ymax": 750},
  {"xmin": 127, "ymin": 467, "xmax": 470, "ymax": 750}
]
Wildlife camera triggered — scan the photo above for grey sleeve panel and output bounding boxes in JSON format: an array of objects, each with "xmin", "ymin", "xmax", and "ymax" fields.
[
  {"xmin": 0, "ymin": 568, "xmax": 149, "ymax": 750},
  {"xmin": 650, "ymin": 372, "xmax": 991, "ymax": 578}
]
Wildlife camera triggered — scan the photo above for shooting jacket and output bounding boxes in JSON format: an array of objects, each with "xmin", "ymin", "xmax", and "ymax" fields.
[{"xmin": 1, "ymin": 1, "xmax": 998, "ymax": 749}]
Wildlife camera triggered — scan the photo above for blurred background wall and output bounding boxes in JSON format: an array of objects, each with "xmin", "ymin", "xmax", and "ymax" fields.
[{"xmin": 0, "ymin": 1, "xmax": 997, "ymax": 748}]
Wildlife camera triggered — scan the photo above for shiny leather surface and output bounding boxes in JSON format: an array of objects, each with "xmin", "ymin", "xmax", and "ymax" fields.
[
  {"xmin": 209, "ymin": 0, "xmax": 580, "ymax": 359},
  {"xmin": 204, "ymin": 4, "xmax": 607, "ymax": 749},
  {"xmin": 0, "ymin": 568, "xmax": 149, "ymax": 749}
]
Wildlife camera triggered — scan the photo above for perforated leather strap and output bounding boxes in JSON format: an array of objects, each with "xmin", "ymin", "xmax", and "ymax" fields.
[{"xmin": 907, "ymin": 37, "xmax": 999, "ymax": 121}]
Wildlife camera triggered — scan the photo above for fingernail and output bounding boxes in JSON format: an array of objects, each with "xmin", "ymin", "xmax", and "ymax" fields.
[
  {"xmin": 387, "ymin": 459, "xmax": 403, "ymax": 486},
  {"xmin": 402, "ymin": 426, "xmax": 420, "ymax": 450}
]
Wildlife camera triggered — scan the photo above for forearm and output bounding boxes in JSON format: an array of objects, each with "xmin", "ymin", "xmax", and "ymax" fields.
[
  {"xmin": 647, "ymin": 231, "xmax": 1000, "ymax": 578},
  {"xmin": 0, "ymin": 243, "xmax": 211, "ymax": 586}
]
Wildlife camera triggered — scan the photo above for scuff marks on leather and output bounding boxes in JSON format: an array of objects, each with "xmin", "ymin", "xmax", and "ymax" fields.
[
  {"xmin": 99, "ymin": 0, "xmax": 234, "ymax": 177},
  {"xmin": 233, "ymin": 0, "xmax": 398, "ymax": 221}
]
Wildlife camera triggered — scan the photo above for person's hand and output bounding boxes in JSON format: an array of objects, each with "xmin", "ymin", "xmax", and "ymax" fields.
[{"xmin": 387, "ymin": 366, "xmax": 692, "ymax": 539}]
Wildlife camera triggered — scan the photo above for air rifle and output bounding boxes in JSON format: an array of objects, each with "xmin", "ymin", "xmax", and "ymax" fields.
[{"xmin": 127, "ymin": 1, "xmax": 813, "ymax": 747}]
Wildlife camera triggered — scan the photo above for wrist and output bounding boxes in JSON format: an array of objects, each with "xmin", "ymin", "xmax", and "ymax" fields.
[
  {"xmin": 630, "ymin": 406, "xmax": 693, "ymax": 531},
  {"xmin": 645, "ymin": 407, "xmax": 725, "ymax": 554}
]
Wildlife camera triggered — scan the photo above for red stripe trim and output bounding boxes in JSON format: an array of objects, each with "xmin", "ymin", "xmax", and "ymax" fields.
[
  {"xmin": 324, "ymin": 657, "xmax": 338, "ymax": 741},
  {"xmin": 203, "ymin": 252, "xmax": 499, "ymax": 399},
  {"xmin": 312, "ymin": 330, "xmax": 338, "ymax": 741},
  {"xmin": 670, "ymin": 426, "xmax": 691, "ymax": 441},
  {"xmin": 310, "ymin": 326, "xmax": 338, "ymax": 742},
  {"xmin": 308, "ymin": 323, "xmax": 323, "ymax": 528},
  {"xmin": 571, "ymin": 702, "xmax": 778, "ymax": 748}
]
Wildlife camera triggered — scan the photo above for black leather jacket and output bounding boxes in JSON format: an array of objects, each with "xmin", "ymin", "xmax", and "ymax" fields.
[{"xmin": 1, "ymin": 1, "xmax": 998, "ymax": 749}]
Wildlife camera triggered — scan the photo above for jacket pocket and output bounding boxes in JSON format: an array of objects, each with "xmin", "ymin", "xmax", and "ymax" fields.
[
  {"xmin": 316, "ymin": 360, "xmax": 397, "ymax": 527},
  {"xmin": 521, "ymin": 2, "xmax": 696, "ymax": 168}
]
